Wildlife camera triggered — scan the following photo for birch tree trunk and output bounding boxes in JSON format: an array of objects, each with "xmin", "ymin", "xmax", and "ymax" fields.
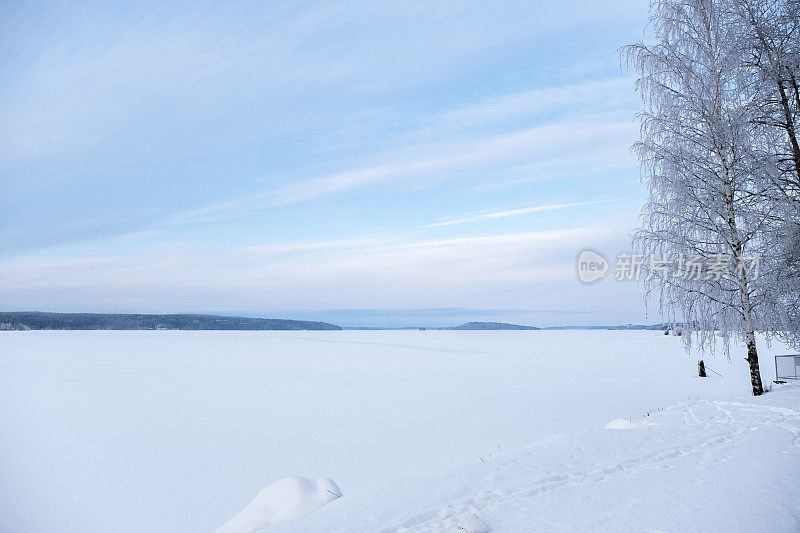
[{"xmin": 740, "ymin": 279, "xmax": 764, "ymax": 395}]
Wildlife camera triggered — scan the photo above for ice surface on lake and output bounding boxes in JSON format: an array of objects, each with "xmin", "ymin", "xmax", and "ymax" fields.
[{"xmin": 0, "ymin": 330, "xmax": 791, "ymax": 532}]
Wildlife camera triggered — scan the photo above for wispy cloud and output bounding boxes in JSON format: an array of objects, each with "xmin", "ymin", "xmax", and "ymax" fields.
[
  {"xmin": 240, "ymin": 238, "xmax": 388, "ymax": 254},
  {"xmin": 0, "ymin": 225, "xmax": 615, "ymax": 288},
  {"xmin": 165, "ymin": 115, "xmax": 636, "ymax": 224},
  {"xmin": 0, "ymin": 220, "xmax": 641, "ymax": 315},
  {"xmin": 0, "ymin": 4, "xmax": 643, "ymax": 162},
  {"xmin": 420, "ymin": 77, "xmax": 637, "ymax": 132},
  {"xmin": 425, "ymin": 199, "xmax": 616, "ymax": 227}
]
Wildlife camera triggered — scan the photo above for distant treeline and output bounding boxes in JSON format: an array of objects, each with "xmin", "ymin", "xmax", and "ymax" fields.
[
  {"xmin": 348, "ymin": 322, "xmax": 676, "ymax": 330},
  {"xmin": 444, "ymin": 322, "xmax": 671, "ymax": 331},
  {"xmin": 541, "ymin": 324, "xmax": 673, "ymax": 331},
  {"xmin": 0, "ymin": 312, "xmax": 342, "ymax": 331},
  {"xmin": 0, "ymin": 313, "xmax": 677, "ymax": 331}
]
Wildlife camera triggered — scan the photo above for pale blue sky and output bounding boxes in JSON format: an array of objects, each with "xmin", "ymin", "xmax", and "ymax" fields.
[{"xmin": 0, "ymin": 1, "xmax": 654, "ymax": 325}]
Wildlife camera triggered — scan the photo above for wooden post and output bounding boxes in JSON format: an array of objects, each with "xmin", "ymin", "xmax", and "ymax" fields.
[{"xmin": 698, "ymin": 360, "xmax": 707, "ymax": 378}]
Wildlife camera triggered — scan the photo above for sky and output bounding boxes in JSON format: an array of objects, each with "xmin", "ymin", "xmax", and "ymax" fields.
[{"xmin": 0, "ymin": 0, "xmax": 656, "ymax": 326}]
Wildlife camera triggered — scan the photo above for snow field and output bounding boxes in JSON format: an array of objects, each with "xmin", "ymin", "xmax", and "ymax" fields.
[{"xmin": 0, "ymin": 330, "xmax": 792, "ymax": 531}]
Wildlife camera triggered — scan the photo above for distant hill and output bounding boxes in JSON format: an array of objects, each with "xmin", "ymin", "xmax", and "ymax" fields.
[
  {"xmin": 448, "ymin": 321, "xmax": 540, "ymax": 330},
  {"xmin": 0, "ymin": 312, "xmax": 342, "ymax": 331}
]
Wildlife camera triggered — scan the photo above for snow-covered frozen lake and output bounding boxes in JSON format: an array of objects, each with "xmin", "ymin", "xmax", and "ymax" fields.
[{"xmin": 0, "ymin": 330, "xmax": 787, "ymax": 532}]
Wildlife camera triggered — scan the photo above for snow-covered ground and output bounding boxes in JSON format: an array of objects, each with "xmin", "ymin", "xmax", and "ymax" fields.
[
  {"xmin": 272, "ymin": 383, "xmax": 800, "ymax": 532},
  {"xmin": 0, "ymin": 330, "xmax": 796, "ymax": 532}
]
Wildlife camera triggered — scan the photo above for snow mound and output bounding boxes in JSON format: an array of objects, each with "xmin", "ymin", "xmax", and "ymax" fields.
[
  {"xmin": 215, "ymin": 477, "xmax": 342, "ymax": 532},
  {"xmin": 604, "ymin": 418, "xmax": 639, "ymax": 430},
  {"xmin": 457, "ymin": 512, "xmax": 490, "ymax": 532}
]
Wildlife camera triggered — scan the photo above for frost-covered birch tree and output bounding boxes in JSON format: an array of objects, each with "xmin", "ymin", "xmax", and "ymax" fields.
[
  {"xmin": 733, "ymin": 0, "xmax": 800, "ymax": 347},
  {"xmin": 623, "ymin": 0, "xmax": 774, "ymax": 395},
  {"xmin": 735, "ymin": 0, "xmax": 800, "ymax": 191}
]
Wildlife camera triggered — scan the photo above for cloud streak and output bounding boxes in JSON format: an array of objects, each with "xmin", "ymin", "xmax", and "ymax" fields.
[
  {"xmin": 166, "ymin": 115, "xmax": 636, "ymax": 224},
  {"xmin": 426, "ymin": 199, "xmax": 616, "ymax": 227}
]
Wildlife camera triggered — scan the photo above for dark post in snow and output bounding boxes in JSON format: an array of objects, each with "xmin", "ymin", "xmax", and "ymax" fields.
[{"xmin": 698, "ymin": 360, "xmax": 707, "ymax": 378}]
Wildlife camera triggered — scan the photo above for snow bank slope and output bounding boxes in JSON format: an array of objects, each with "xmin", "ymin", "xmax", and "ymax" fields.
[
  {"xmin": 273, "ymin": 385, "xmax": 800, "ymax": 532},
  {"xmin": 215, "ymin": 477, "xmax": 341, "ymax": 532}
]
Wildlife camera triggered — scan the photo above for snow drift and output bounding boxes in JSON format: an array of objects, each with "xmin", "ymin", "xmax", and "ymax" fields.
[
  {"xmin": 271, "ymin": 384, "xmax": 800, "ymax": 532},
  {"xmin": 214, "ymin": 477, "xmax": 341, "ymax": 532}
]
